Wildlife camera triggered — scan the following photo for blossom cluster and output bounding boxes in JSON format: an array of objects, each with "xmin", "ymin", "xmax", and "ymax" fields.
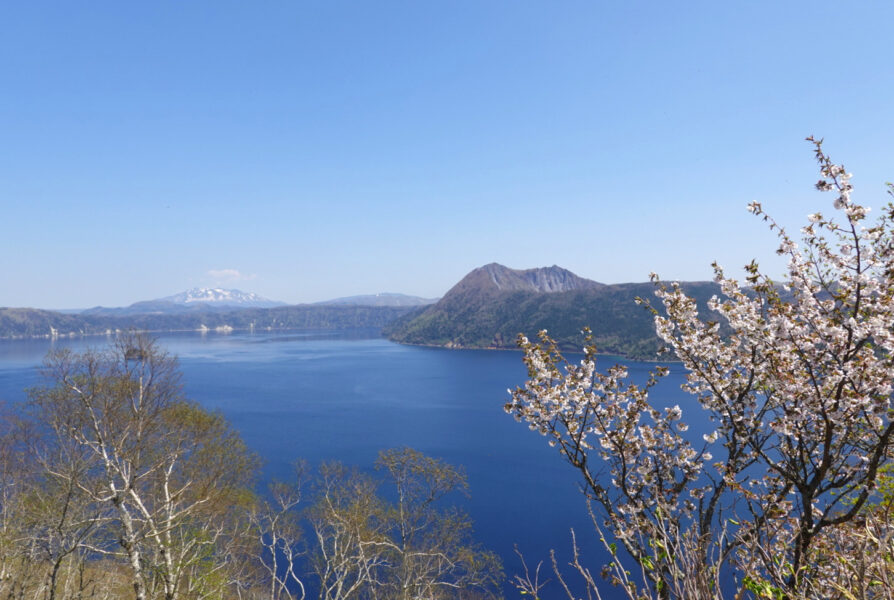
[{"xmin": 507, "ymin": 139, "xmax": 894, "ymax": 598}]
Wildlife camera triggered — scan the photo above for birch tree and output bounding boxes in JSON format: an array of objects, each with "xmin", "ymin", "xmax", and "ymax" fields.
[
  {"xmin": 0, "ymin": 409, "xmax": 42, "ymax": 599},
  {"xmin": 310, "ymin": 462, "xmax": 390, "ymax": 600},
  {"xmin": 30, "ymin": 333, "xmax": 258, "ymax": 600},
  {"xmin": 249, "ymin": 466, "xmax": 308, "ymax": 600},
  {"xmin": 307, "ymin": 449, "xmax": 502, "ymax": 600},
  {"xmin": 1, "ymin": 405, "xmax": 115, "ymax": 600},
  {"xmin": 375, "ymin": 448, "xmax": 502, "ymax": 600}
]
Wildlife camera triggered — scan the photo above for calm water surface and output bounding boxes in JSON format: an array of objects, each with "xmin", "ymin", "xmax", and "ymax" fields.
[{"xmin": 0, "ymin": 330, "xmax": 694, "ymax": 598}]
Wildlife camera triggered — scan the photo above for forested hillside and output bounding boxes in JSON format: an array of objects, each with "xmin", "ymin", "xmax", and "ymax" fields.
[
  {"xmin": 0, "ymin": 305, "xmax": 416, "ymax": 339},
  {"xmin": 386, "ymin": 263, "xmax": 722, "ymax": 359}
]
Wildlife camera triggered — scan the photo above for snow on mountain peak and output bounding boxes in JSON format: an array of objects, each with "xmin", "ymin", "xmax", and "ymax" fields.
[{"xmin": 160, "ymin": 288, "xmax": 284, "ymax": 308}]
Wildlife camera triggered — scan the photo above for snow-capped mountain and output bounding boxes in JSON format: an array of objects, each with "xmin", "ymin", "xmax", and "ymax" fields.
[
  {"xmin": 160, "ymin": 288, "xmax": 285, "ymax": 308},
  {"xmin": 81, "ymin": 288, "xmax": 286, "ymax": 316}
]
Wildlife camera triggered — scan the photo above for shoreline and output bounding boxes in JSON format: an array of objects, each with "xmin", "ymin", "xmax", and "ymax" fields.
[
  {"xmin": 387, "ymin": 338, "xmax": 677, "ymax": 363},
  {"xmin": 0, "ymin": 327, "xmax": 678, "ymax": 364}
]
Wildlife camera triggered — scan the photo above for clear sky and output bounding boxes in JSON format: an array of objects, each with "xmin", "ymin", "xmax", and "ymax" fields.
[{"xmin": 2, "ymin": 2, "xmax": 892, "ymax": 308}]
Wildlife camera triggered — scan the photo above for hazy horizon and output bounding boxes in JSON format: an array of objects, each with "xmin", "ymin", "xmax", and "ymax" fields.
[
  {"xmin": 3, "ymin": 2, "xmax": 893, "ymax": 308},
  {"xmin": 32, "ymin": 263, "xmax": 641, "ymax": 311}
]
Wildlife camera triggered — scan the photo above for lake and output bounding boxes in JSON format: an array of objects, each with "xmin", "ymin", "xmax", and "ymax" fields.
[{"xmin": 0, "ymin": 330, "xmax": 693, "ymax": 598}]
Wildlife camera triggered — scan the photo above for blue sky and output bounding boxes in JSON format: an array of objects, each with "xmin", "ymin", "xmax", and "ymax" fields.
[{"xmin": 2, "ymin": 2, "xmax": 892, "ymax": 308}]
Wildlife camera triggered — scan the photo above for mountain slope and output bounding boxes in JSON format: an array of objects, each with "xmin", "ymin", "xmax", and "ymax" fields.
[
  {"xmin": 385, "ymin": 264, "xmax": 720, "ymax": 359},
  {"xmin": 447, "ymin": 263, "xmax": 603, "ymax": 297},
  {"xmin": 0, "ymin": 308, "xmax": 94, "ymax": 339}
]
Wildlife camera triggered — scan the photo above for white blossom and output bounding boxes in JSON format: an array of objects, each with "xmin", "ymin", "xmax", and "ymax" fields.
[{"xmin": 505, "ymin": 139, "xmax": 894, "ymax": 599}]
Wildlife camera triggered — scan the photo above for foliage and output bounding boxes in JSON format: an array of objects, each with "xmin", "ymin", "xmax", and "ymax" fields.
[
  {"xmin": 248, "ymin": 463, "xmax": 308, "ymax": 600},
  {"xmin": 304, "ymin": 448, "xmax": 503, "ymax": 600},
  {"xmin": 1, "ymin": 342, "xmax": 502, "ymax": 600},
  {"xmin": 0, "ymin": 305, "xmax": 416, "ymax": 340},
  {"xmin": 375, "ymin": 448, "xmax": 503, "ymax": 599},
  {"xmin": 26, "ymin": 333, "xmax": 260, "ymax": 600},
  {"xmin": 386, "ymin": 278, "xmax": 724, "ymax": 359},
  {"xmin": 506, "ymin": 139, "xmax": 894, "ymax": 599}
]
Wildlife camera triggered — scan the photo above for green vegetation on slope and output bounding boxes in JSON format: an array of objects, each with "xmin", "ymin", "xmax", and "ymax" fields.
[
  {"xmin": 0, "ymin": 305, "xmax": 417, "ymax": 339},
  {"xmin": 386, "ymin": 281, "xmax": 722, "ymax": 359}
]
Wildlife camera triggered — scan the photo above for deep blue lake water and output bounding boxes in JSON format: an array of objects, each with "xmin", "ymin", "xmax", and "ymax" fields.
[{"xmin": 0, "ymin": 330, "xmax": 694, "ymax": 598}]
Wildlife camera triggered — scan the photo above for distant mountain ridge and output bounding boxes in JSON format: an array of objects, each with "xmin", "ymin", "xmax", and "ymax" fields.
[
  {"xmin": 83, "ymin": 288, "xmax": 285, "ymax": 316},
  {"xmin": 385, "ymin": 263, "xmax": 720, "ymax": 359},
  {"xmin": 161, "ymin": 288, "xmax": 285, "ymax": 307},
  {"xmin": 1, "ymin": 271, "xmax": 721, "ymax": 359},
  {"xmin": 316, "ymin": 293, "xmax": 437, "ymax": 307},
  {"xmin": 0, "ymin": 304, "xmax": 416, "ymax": 340},
  {"xmin": 0, "ymin": 288, "xmax": 440, "ymax": 339}
]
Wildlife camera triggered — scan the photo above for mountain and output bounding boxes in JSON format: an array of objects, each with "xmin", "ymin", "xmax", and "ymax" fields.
[
  {"xmin": 160, "ymin": 288, "xmax": 285, "ymax": 308},
  {"xmin": 316, "ymin": 293, "xmax": 438, "ymax": 307},
  {"xmin": 82, "ymin": 288, "xmax": 286, "ymax": 316},
  {"xmin": 385, "ymin": 263, "xmax": 721, "ymax": 359},
  {"xmin": 0, "ymin": 308, "xmax": 94, "ymax": 339},
  {"xmin": 456, "ymin": 263, "xmax": 604, "ymax": 294},
  {"xmin": 0, "ymin": 304, "xmax": 417, "ymax": 339}
]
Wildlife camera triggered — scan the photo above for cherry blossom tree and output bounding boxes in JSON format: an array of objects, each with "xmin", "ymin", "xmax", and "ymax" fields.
[{"xmin": 506, "ymin": 139, "xmax": 894, "ymax": 599}]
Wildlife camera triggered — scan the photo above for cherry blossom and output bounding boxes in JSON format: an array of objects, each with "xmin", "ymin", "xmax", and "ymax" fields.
[{"xmin": 507, "ymin": 138, "xmax": 894, "ymax": 599}]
